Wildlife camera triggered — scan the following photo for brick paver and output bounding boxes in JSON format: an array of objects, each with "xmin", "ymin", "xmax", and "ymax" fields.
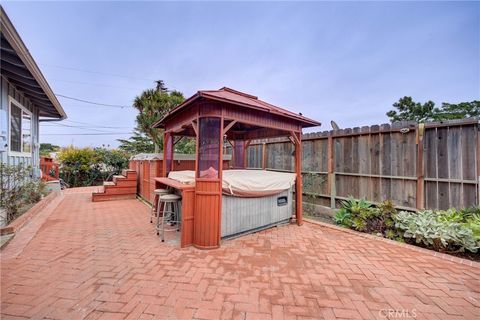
[{"xmin": 1, "ymin": 188, "xmax": 479, "ymax": 319}]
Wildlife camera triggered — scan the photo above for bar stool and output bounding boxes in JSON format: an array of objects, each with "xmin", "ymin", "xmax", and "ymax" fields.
[
  {"xmin": 156, "ymin": 194, "xmax": 182, "ymax": 242},
  {"xmin": 150, "ymin": 189, "xmax": 170, "ymax": 223}
]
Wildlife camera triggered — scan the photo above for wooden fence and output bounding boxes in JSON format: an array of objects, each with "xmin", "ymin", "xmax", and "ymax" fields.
[{"xmin": 246, "ymin": 118, "xmax": 479, "ymax": 213}]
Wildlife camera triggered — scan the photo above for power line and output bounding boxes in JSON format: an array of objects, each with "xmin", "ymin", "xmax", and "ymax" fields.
[
  {"xmin": 60, "ymin": 104, "xmax": 131, "ymax": 109},
  {"xmin": 43, "ymin": 122, "xmax": 131, "ymax": 129},
  {"xmin": 50, "ymin": 78, "xmax": 141, "ymax": 90},
  {"xmin": 55, "ymin": 94, "xmax": 131, "ymax": 108},
  {"xmin": 64, "ymin": 119, "xmax": 122, "ymax": 126},
  {"xmin": 41, "ymin": 63, "xmax": 156, "ymax": 82},
  {"xmin": 41, "ymin": 124, "xmax": 130, "ymax": 134},
  {"xmin": 41, "ymin": 132, "xmax": 133, "ymax": 136}
]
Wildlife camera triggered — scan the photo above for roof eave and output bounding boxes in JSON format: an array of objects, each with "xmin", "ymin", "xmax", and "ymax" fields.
[
  {"xmin": 200, "ymin": 92, "xmax": 321, "ymax": 128},
  {"xmin": 151, "ymin": 89, "xmax": 321, "ymax": 129},
  {"xmin": 0, "ymin": 6, "xmax": 66, "ymax": 120}
]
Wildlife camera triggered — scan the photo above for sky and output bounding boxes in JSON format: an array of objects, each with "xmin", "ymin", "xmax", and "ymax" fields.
[{"xmin": 2, "ymin": 1, "xmax": 479, "ymax": 148}]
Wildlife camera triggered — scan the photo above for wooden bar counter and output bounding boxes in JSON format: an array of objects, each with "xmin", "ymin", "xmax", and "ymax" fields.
[{"xmin": 154, "ymin": 178, "xmax": 195, "ymax": 247}]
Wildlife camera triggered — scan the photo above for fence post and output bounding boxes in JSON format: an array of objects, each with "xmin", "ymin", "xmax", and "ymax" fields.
[
  {"xmin": 262, "ymin": 142, "xmax": 267, "ymax": 169},
  {"xmin": 416, "ymin": 123, "xmax": 425, "ymax": 210},
  {"xmin": 327, "ymin": 135, "xmax": 335, "ymax": 208},
  {"xmin": 477, "ymin": 120, "xmax": 480, "ymax": 207}
]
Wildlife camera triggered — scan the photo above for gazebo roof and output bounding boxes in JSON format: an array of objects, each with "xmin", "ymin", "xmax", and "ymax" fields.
[{"xmin": 154, "ymin": 87, "xmax": 321, "ymax": 128}]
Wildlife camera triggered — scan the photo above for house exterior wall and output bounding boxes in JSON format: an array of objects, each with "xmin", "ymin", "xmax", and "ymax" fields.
[{"xmin": 0, "ymin": 75, "xmax": 41, "ymax": 177}]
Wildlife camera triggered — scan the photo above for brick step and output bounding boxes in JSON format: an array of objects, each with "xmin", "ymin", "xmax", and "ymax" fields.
[
  {"xmin": 103, "ymin": 186, "xmax": 137, "ymax": 195},
  {"xmin": 92, "ymin": 193, "xmax": 136, "ymax": 202},
  {"xmin": 103, "ymin": 178, "xmax": 136, "ymax": 188},
  {"xmin": 121, "ymin": 169, "xmax": 137, "ymax": 180},
  {"xmin": 112, "ymin": 175, "xmax": 126, "ymax": 183},
  {"xmin": 113, "ymin": 174, "xmax": 137, "ymax": 181},
  {"xmin": 112, "ymin": 179, "xmax": 137, "ymax": 187}
]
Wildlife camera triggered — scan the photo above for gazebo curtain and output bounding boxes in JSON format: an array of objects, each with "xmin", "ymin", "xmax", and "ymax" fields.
[{"xmin": 197, "ymin": 117, "xmax": 221, "ymax": 179}]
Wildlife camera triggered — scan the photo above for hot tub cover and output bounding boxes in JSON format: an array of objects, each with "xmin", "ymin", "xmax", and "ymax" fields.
[{"xmin": 168, "ymin": 169, "xmax": 296, "ymax": 197}]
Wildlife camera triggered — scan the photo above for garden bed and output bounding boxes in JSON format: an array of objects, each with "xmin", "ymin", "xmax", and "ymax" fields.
[
  {"xmin": 0, "ymin": 190, "xmax": 60, "ymax": 236},
  {"xmin": 328, "ymin": 198, "xmax": 480, "ymax": 262}
]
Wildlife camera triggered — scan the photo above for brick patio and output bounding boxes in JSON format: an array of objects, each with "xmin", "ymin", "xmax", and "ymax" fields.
[{"xmin": 1, "ymin": 188, "xmax": 479, "ymax": 320}]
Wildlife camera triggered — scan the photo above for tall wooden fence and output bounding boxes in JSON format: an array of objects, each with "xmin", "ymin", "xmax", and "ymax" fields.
[{"xmin": 246, "ymin": 118, "xmax": 479, "ymax": 212}]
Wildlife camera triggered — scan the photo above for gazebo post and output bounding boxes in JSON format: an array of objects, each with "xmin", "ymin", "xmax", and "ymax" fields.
[
  {"xmin": 295, "ymin": 131, "xmax": 303, "ymax": 225},
  {"xmin": 193, "ymin": 116, "xmax": 223, "ymax": 249},
  {"xmin": 162, "ymin": 131, "xmax": 169, "ymax": 177}
]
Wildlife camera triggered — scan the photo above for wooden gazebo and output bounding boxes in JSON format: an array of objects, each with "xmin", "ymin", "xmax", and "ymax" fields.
[{"xmin": 153, "ymin": 87, "xmax": 320, "ymax": 249}]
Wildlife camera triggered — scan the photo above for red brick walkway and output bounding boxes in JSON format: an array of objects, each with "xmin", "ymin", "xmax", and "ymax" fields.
[{"xmin": 1, "ymin": 189, "xmax": 479, "ymax": 320}]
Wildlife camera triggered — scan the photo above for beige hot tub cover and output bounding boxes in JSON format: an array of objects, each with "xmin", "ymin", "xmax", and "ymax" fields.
[{"xmin": 168, "ymin": 169, "xmax": 296, "ymax": 197}]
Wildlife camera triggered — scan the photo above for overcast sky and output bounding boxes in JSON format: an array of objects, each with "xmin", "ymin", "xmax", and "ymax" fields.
[{"xmin": 3, "ymin": 1, "xmax": 479, "ymax": 148}]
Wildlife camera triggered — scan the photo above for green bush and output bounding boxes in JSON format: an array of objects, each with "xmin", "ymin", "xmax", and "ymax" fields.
[
  {"xmin": 333, "ymin": 196, "xmax": 480, "ymax": 254},
  {"xmin": 333, "ymin": 208, "xmax": 351, "ymax": 226},
  {"xmin": 57, "ymin": 147, "xmax": 129, "ymax": 187},
  {"xmin": 333, "ymin": 197, "xmax": 399, "ymax": 238},
  {"xmin": 58, "ymin": 147, "xmax": 100, "ymax": 187},
  {"xmin": 0, "ymin": 164, "xmax": 48, "ymax": 225},
  {"xmin": 395, "ymin": 210, "xmax": 479, "ymax": 253}
]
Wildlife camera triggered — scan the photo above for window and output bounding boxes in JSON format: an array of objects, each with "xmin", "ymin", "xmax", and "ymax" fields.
[{"xmin": 9, "ymin": 98, "xmax": 32, "ymax": 155}]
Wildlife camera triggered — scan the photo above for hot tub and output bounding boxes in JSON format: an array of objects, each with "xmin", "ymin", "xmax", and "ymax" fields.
[{"xmin": 168, "ymin": 169, "xmax": 295, "ymax": 238}]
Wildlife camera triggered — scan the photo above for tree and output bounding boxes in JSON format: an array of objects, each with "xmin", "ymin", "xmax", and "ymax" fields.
[
  {"xmin": 386, "ymin": 97, "xmax": 439, "ymax": 122},
  {"xmin": 436, "ymin": 101, "xmax": 480, "ymax": 120},
  {"xmin": 40, "ymin": 143, "xmax": 60, "ymax": 156},
  {"xmin": 117, "ymin": 128, "xmax": 155, "ymax": 155},
  {"xmin": 386, "ymin": 97, "xmax": 480, "ymax": 122},
  {"xmin": 174, "ymin": 138, "xmax": 196, "ymax": 154},
  {"xmin": 133, "ymin": 80, "xmax": 184, "ymax": 152}
]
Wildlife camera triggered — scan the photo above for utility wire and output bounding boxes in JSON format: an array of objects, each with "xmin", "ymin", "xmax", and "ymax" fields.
[
  {"xmin": 55, "ymin": 94, "xmax": 131, "ymax": 108},
  {"xmin": 64, "ymin": 119, "xmax": 132, "ymax": 127},
  {"xmin": 41, "ymin": 125, "xmax": 128, "ymax": 133},
  {"xmin": 41, "ymin": 63, "xmax": 156, "ymax": 82},
  {"xmin": 41, "ymin": 132, "xmax": 133, "ymax": 136},
  {"xmin": 43, "ymin": 122, "xmax": 131, "ymax": 129},
  {"xmin": 50, "ymin": 78, "xmax": 141, "ymax": 90},
  {"xmin": 41, "ymin": 63, "xmax": 180, "ymax": 91}
]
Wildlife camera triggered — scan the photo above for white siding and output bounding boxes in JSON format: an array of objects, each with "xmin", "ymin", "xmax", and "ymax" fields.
[{"xmin": 0, "ymin": 76, "xmax": 40, "ymax": 177}]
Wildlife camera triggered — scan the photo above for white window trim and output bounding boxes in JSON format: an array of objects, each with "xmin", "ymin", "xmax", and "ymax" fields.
[{"xmin": 8, "ymin": 96, "xmax": 32, "ymax": 157}]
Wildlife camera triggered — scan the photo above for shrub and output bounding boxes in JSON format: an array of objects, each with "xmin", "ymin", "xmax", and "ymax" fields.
[
  {"xmin": 333, "ymin": 208, "xmax": 351, "ymax": 227},
  {"xmin": 0, "ymin": 164, "xmax": 48, "ymax": 225},
  {"xmin": 57, "ymin": 147, "xmax": 129, "ymax": 187},
  {"xmin": 58, "ymin": 147, "xmax": 101, "ymax": 187},
  {"xmin": 395, "ymin": 210, "xmax": 479, "ymax": 253},
  {"xmin": 334, "ymin": 197, "xmax": 399, "ymax": 238},
  {"xmin": 94, "ymin": 148, "xmax": 129, "ymax": 180},
  {"xmin": 22, "ymin": 180, "xmax": 48, "ymax": 204}
]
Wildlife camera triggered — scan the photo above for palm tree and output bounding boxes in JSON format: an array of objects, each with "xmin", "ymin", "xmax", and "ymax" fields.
[{"xmin": 133, "ymin": 81, "xmax": 184, "ymax": 152}]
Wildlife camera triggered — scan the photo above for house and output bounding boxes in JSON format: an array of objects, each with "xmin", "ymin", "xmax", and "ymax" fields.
[{"xmin": 0, "ymin": 6, "xmax": 66, "ymax": 177}]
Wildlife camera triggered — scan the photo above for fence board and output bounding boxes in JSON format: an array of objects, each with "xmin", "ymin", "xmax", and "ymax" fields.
[{"xmin": 249, "ymin": 118, "xmax": 479, "ymax": 213}]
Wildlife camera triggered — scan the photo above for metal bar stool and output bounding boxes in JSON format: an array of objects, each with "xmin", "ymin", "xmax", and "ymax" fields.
[
  {"xmin": 156, "ymin": 194, "xmax": 182, "ymax": 242},
  {"xmin": 150, "ymin": 188, "xmax": 170, "ymax": 223}
]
